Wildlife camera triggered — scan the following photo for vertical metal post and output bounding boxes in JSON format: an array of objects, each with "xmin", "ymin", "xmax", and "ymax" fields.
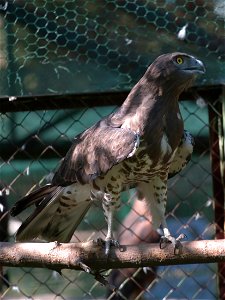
[
  {"xmin": 208, "ymin": 86, "xmax": 225, "ymax": 300},
  {"xmin": 5, "ymin": 19, "xmax": 18, "ymax": 141}
]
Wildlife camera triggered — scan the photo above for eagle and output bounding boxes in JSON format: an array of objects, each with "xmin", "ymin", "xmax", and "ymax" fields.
[{"xmin": 11, "ymin": 53, "xmax": 205, "ymax": 255}]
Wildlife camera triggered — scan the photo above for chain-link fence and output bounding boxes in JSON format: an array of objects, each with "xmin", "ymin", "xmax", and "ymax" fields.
[
  {"xmin": 0, "ymin": 0, "xmax": 224, "ymax": 299},
  {"xmin": 0, "ymin": 0, "xmax": 224, "ymax": 96}
]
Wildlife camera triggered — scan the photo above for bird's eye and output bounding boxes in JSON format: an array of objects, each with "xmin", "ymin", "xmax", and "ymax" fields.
[{"xmin": 176, "ymin": 57, "xmax": 183, "ymax": 64}]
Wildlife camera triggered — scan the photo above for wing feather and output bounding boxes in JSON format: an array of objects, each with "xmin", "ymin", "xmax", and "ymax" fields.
[
  {"xmin": 14, "ymin": 186, "xmax": 63, "ymax": 241},
  {"xmin": 11, "ymin": 184, "xmax": 57, "ymax": 216},
  {"xmin": 168, "ymin": 130, "xmax": 194, "ymax": 178},
  {"xmin": 52, "ymin": 124, "xmax": 139, "ymax": 185}
]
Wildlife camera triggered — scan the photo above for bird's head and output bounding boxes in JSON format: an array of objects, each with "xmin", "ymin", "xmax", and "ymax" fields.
[{"xmin": 147, "ymin": 52, "xmax": 205, "ymax": 90}]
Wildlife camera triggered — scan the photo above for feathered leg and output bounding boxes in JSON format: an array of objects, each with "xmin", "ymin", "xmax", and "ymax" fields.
[
  {"xmin": 139, "ymin": 178, "xmax": 185, "ymax": 254},
  {"xmin": 102, "ymin": 193, "xmax": 121, "ymax": 256}
]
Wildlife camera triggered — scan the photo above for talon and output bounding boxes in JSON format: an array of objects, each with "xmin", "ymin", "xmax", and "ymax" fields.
[
  {"xmin": 176, "ymin": 233, "xmax": 187, "ymax": 241},
  {"xmin": 159, "ymin": 233, "xmax": 186, "ymax": 254},
  {"xmin": 105, "ymin": 239, "xmax": 111, "ymax": 256},
  {"xmin": 52, "ymin": 240, "xmax": 61, "ymax": 250},
  {"xmin": 112, "ymin": 240, "xmax": 124, "ymax": 252},
  {"xmin": 105, "ymin": 238, "xmax": 121, "ymax": 255},
  {"xmin": 159, "ymin": 236, "xmax": 171, "ymax": 249},
  {"xmin": 97, "ymin": 238, "xmax": 121, "ymax": 255},
  {"xmin": 174, "ymin": 234, "xmax": 186, "ymax": 254},
  {"xmin": 174, "ymin": 240, "xmax": 183, "ymax": 255},
  {"xmin": 97, "ymin": 237, "xmax": 105, "ymax": 247},
  {"xmin": 111, "ymin": 239, "xmax": 120, "ymax": 248}
]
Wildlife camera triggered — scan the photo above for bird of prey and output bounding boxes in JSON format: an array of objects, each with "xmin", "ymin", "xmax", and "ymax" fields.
[{"xmin": 11, "ymin": 53, "xmax": 205, "ymax": 255}]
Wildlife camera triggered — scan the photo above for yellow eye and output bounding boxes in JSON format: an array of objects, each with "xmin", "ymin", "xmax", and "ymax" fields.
[{"xmin": 176, "ymin": 57, "xmax": 183, "ymax": 64}]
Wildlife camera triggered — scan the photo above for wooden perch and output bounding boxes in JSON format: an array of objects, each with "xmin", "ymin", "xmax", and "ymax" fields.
[{"xmin": 0, "ymin": 239, "xmax": 224, "ymax": 271}]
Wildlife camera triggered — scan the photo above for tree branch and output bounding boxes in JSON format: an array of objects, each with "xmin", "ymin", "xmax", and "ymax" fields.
[{"xmin": 0, "ymin": 240, "xmax": 224, "ymax": 272}]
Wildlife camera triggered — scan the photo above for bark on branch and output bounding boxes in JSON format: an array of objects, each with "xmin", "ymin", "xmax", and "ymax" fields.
[{"xmin": 0, "ymin": 240, "xmax": 224, "ymax": 271}]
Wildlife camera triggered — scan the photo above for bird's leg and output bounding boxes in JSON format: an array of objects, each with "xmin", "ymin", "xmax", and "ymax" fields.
[
  {"xmin": 105, "ymin": 209, "xmax": 120, "ymax": 255},
  {"xmin": 100, "ymin": 193, "xmax": 121, "ymax": 256},
  {"xmin": 160, "ymin": 219, "xmax": 186, "ymax": 254},
  {"xmin": 139, "ymin": 179, "xmax": 185, "ymax": 255}
]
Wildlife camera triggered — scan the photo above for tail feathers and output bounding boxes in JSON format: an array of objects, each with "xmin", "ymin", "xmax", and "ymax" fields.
[
  {"xmin": 13, "ymin": 185, "xmax": 92, "ymax": 243},
  {"xmin": 11, "ymin": 184, "xmax": 57, "ymax": 217},
  {"xmin": 15, "ymin": 186, "xmax": 64, "ymax": 242},
  {"xmin": 41, "ymin": 201, "xmax": 92, "ymax": 242}
]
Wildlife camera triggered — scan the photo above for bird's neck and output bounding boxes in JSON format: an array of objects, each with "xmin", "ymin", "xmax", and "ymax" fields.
[{"xmin": 118, "ymin": 78, "xmax": 183, "ymax": 134}]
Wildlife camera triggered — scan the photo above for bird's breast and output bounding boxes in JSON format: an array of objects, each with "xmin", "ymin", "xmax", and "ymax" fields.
[{"xmin": 119, "ymin": 145, "xmax": 172, "ymax": 185}]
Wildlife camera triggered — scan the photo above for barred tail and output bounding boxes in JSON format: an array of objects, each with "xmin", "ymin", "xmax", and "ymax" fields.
[{"xmin": 11, "ymin": 184, "xmax": 92, "ymax": 243}]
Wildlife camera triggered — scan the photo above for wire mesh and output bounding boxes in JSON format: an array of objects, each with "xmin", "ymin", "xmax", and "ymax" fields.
[
  {"xmin": 0, "ymin": 0, "xmax": 224, "ymax": 97},
  {"xmin": 0, "ymin": 100, "xmax": 223, "ymax": 299},
  {"xmin": 0, "ymin": 0, "xmax": 224, "ymax": 299}
]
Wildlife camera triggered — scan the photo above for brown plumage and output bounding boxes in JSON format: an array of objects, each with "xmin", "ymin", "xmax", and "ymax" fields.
[{"xmin": 11, "ymin": 53, "xmax": 205, "ymax": 254}]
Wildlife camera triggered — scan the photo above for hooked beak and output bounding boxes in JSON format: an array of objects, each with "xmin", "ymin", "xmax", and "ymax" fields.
[{"xmin": 185, "ymin": 58, "xmax": 206, "ymax": 75}]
